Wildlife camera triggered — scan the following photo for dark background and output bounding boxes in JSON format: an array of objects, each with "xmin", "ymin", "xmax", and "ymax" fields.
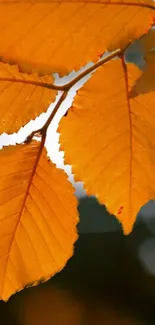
[{"xmin": 1, "ymin": 195, "xmax": 155, "ymax": 325}]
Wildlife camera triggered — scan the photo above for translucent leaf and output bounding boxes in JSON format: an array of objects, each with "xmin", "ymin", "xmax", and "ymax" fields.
[
  {"xmin": 0, "ymin": 141, "xmax": 78, "ymax": 301},
  {"xmin": 139, "ymin": 27, "xmax": 155, "ymax": 61},
  {"xmin": 0, "ymin": 62, "xmax": 57, "ymax": 134},
  {"xmin": 0, "ymin": 0, "xmax": 154, "ymax": 76},
  {"xmin": 57, "ymin": 59, "xmax": 155, "ymax": 235}
]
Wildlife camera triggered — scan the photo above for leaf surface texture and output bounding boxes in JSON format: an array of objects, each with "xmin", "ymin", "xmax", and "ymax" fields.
[
  {"xmin": 0, "ymin": 62, "xmax": 57, "ymax": 134},
  {"xmin": 0, "ymin": 141, "xmax": 78, "ymax": 301},
  {"xmin": 0, "ymin": 0, "xmax": 154, "ymax": 75},
  {"xmin": 58, "ymin": 59, "xmax": 155, "ymax": 234}
]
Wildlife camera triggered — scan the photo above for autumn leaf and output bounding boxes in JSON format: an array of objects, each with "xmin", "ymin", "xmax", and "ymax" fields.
[
  {"xmin": 57, "ymin": 58, "xmax": 155, "ymax": 235},
  {"xmin": 138, "ymin": 27, "xmax": 155, "ymax": 62},
  {"xmin": 0, "ymin": 140, "xmax": 78, "ymax": 301},
  {"xmin": 0, "ymin": 62, "xmax": 57, "ymax": 134},
  {"xmin": 129, "ymin": 62, "xmax": 155, "ymax": 96},
  {"xmin": 126, "ymin": 28, "xmax": 155, "ymax": 95},
  {"xmin": 145, "ymin": 48, "xmax": 155, "ymax": 65},
  {"xmin": 0, "ymin": 0, "xmax": 154, "ymax": 77},
  {"xmin": 0, "ymin": 0, "xmax": 154, "ymax": 135}
]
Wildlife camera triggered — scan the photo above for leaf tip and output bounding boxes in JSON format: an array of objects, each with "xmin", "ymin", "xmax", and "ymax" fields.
[{"xmin": 121, "ymin": 220, "xmax": 134, "ymax": 236}]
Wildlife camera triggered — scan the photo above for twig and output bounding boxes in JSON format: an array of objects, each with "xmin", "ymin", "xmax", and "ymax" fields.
[
  {"xmin": 24, "ymin": 48, "xmax": 122, "ymax": 143},
  {"xmin": 24, "ymin": 91, "xmax": 67, "ymax": 143}
]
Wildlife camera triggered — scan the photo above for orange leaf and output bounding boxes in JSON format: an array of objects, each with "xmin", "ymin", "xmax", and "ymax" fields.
[
  {"xmin": 0, "ymin": 62, "xmax": 57, "ymax": 134},
  {"xmin": 0, "ymin": 1, "xmax": 154, "ymax": 76},
  {"xmin": 57, "ymin": 59, "xmax": 155, "ymax": 235},
  {"xmin": 127, "ymin": 28, "xmax": 155, "ymax": 95},
  {"xmin": 129, "ymin": 61, "xmax": 155, "ymax": 96},
  {"xmin": 0, "ymin": 140, "xmax": 78, "ymax": 301},
  {"xmin": 138, "ymin": 27, "xmax": 155, "ymax": 62}
]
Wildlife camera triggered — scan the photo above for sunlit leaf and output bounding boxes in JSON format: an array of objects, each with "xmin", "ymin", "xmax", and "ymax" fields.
[
  {"xmin": 145, "ymin": 49, "xmax": 155, "ymax": 64},
  {"xmin": 0, "ymin": 0, "xmax": 154, "ymax": 76},
  {"xmin": 0, "ymin": 140, "xmax": 78, "ymax": 301},
  {"xmin": 127, "ymin": 28, "xmax": 155, "ymax": 93},
  {"xmin": 139, "ymin": 27, "xmax": 155, "ymax": 62},
  {"xmin": 129, "ymin": 62, "xmax": 155, "ymax": 96},
  {"xmin": 0, "ymin": 62, "xmax": 57, "ymax": 134},
  {"xmin": 57, "ymin": 59, "xmax": 155, "ymax": 235}
]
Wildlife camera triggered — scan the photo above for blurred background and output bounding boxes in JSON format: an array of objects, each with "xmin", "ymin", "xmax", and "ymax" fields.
[{"xmin": 1, "ymin": 33, "xmax": 155, "ymax": 324}]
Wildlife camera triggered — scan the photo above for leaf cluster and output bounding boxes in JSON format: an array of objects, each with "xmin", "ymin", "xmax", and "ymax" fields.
[{"xmin": 0, "ymin": 0, "xmax": 155, "ymax": 301}]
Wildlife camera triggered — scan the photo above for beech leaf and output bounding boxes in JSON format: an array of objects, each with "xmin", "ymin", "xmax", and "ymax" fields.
[
  {"xmin": 0, "ymin": 141, "xmax": 78, "ymax": 301},
  {"xmin": 57, "ymin": 59, "xmax": 155, "ymax": 235},
  {"xmin": 0, "ymin": 0, "xmax": 154, "ymax": 76},
  {"xmin": 0, "ymin": 62, "xmax": 57, "ymax": 134}
]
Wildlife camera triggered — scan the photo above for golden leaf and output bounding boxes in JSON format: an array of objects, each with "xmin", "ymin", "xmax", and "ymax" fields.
[
  {"xmin": 57, "ymin": 59, "xmax": 155, "ymax": 235},
  {"xmin": 138, "ymin": 27, "xmax": 155, "ymax": 62},
  {"xmin": 0, "ymin": 140, "xmax": 78, "ymax": 301},
  {"xmin": 0, "ymin": 62, "xmax": 57, "ymax": 134},
  {"xmin": 0, "ymin": 0, "xmax": 154, "ymax": 76}
]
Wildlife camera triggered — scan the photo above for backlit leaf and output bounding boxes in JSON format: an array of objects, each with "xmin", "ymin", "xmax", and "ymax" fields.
[
  {"xmin": 0, "ymin": 0, "xmax": 154, "ymax": 76},
  {"xmin": 145, "ymin": 49, "xmax": 155, "ymax": 64},
  {"xmin": 57, "ymin": 59, "xmax": 155, "ymax": 235},
  {"xmin": 127, "ymin": 28, "xmax": 155, "ymax": 94},
  {"xmin": 0, "ymin": 62, "xmax": 57, "ymax": 134},
  {"xmin": 139, "ymin": 27, "xmax": 155, "ymax": 62},
  {"xmin": 0, "ymin": 140, "xmax": 78, "ymax": 301},
  {"xmin": 129, "ymin": 62, "xmax": 155, "ymax": 96}
]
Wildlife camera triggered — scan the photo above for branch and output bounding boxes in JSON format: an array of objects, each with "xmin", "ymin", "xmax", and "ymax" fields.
[
  {"xmin": 61, "ymin": 48, "xmax": 122, "ymax": 90},
  {"xmin": 24, "ymin": 48, "xmax": 122, "ymax": 144},
  {"xmin": 6, "ymin": 49, "xmax": 121, "ymax": 92},
  {"xmin": 24, "ymin": 91, "xmax": 67, "ymax": 143}
]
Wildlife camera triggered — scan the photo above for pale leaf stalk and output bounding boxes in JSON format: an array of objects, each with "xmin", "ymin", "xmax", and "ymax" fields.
[{"xmin": 24, "ymin": 48, "xmax": 122, "ymax": 144}]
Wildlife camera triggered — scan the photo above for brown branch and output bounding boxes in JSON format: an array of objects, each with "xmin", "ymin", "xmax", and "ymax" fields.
[
  {"xmin": 24, "ymin": 91, "xmax": 68, "ymax": 143},
  {"xmin": 57, "ymin": 48, "xmax": 122, "ymax": 90},
  {"xmin": 24, "ymin": 48, "xmax": 122, "ymax": 144}
]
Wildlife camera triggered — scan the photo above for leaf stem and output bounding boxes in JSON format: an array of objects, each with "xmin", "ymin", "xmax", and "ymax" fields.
[
  {"xmin": 24, "ymin": 91, "xmax": 68, "ymax": 143},
  {"xmin": 12, "ymin": 48, "xmax": 121, "ymax": 92},
  {"xmin": 59, "ymin": 48, "xmax": 122, "ymax": 90},
  {"xmin": 24, "ymin": 48, "xmax": 122, "ymax": 143}
]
